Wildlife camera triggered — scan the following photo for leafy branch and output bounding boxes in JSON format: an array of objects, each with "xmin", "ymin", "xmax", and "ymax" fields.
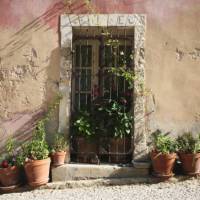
[
  {"xmin": 17, "ymin": 93, "xmax": 63, "ymax": 163},
  {"xmin": 109, "ymin": 67, "xmax": 136, "ymax": 89}
]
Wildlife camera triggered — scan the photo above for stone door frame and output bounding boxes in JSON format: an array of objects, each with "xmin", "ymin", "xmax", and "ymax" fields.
[{"xmin": 59, "ymin": 14, "xmax": 148, "ymax": 164}]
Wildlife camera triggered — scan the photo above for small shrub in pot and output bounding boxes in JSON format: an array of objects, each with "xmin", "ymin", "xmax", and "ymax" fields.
[
  {"xmin": 0, "ymin": 138, "xmax": 22, "ymax": 187},
  {"xmin": 17, "ymin": 94, "xmax": 62, "ymax": 187},
  {"xmin": 51, "ymin": 133, "xmax": 68, "ymax": 167},
  {"xmin": 176, "ymin": 132, "xmax": 200, "ymax": 175},
  {"xmin": 150, "ymin": 130, "xmax": 177, "ymax": 178},
  {"xmin": 20, "ymin": 121, "xmax": 51, "ymax": 187}
]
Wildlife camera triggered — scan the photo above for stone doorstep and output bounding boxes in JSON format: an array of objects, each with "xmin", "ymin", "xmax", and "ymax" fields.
[
  {"xmin": 51, "ymin": 163, "xmax": 150, "ymax": 182},
  {"xmin": 133, "ymin": 161, "xmax": 151, "ymax": 169},
  {"xmin": 40, "ymin": 176, "xmax": 196, "ymax": 190}
]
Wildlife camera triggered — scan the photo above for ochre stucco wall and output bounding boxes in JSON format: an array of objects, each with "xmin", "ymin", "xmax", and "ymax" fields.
[{"xmin": 0, "ymin": 0, "xmax": 200, "ymax": 148}]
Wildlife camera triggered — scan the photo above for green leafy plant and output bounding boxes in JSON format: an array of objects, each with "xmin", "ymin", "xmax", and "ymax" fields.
[
  {"xmin": 73, "ymin": 110, "xmax": 95, "ymax": 139},
  {"xmin": 105, "ymin": 39, "xmax": 120, "ymax": 48},
  {"xmin": 6, "ymin": 138, "xmax": 15, "ymax": 157},
  {"xmin": 21, "ymin": 121, "xmax": 49, "ymax": 161},
  {"xmin": 95, "ymin": 99, "xmax": 133, "ymax": 138},
  {"xmin": 51, "ymin": 133, "xmax": 68, "ymax": 153},
  {"xmin": 18, "ymin": 94, "xmax": 62, "ymax": 164},
  {"xmin": 105, "ymin": 38, "xmax": 135, "ymax": 90},
  {"xmin": 176, "ymin": 132, "xmax": 200, "ymax": 154},
  {"xmin": 151, "ymin": 130, "xmax": 177, "ymax": 154},
  {"xmin": 0, "ymin": 138, "xmax": 22, "ymax": 168},
  {"xmin": 109, "ymin": 67, "xmax": 135, "ymax": 89}
]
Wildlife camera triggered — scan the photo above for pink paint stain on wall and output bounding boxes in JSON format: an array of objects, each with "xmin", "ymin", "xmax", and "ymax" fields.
[
  {"xmin": 0, "ymin": 0, "xmax": 200, "ymax": 33},
  {"xmin": 93, "ymin": 0, "xmax": 200, "ymax": 23},
  {"xmin": 0, "ymin": 0, "xmax": 60, "ymax": 29},
  {"xmin": 0, "ymin": 0, "xmax": 94, "ymax": 31},
  {"xmin": 42, "ymin": 0, "xmax": 100, "ymax": 31}
]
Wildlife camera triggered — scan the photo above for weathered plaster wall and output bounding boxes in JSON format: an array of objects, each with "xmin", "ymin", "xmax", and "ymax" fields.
[
  {"xmin": 143, "ymin": 1, "xmax": 200, "ymax": 135},
  {"xmin": 0, "ymin": 0, "xmax": 200, "ymax": 149}
]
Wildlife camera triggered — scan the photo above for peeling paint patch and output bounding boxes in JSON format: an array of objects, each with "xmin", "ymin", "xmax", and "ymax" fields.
[
  {"xmin": 176, "ymin": 48, "xmax": 184, "ymax": 61},
  {"xmin": 189, "ymin": 48, "xmax": 200, "ymax": 60},
  {"xmin": 0, "ymin": 65, "xmax": 33, "ymax": 81}
]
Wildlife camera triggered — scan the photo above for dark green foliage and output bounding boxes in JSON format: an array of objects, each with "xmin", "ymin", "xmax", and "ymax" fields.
[
  {"xmin": 51, "ymin": 133, "xmax": 68, "ymax": 152},
  {"xmin": 73, "ymin": 110, "xmax": 96, "ymax": 139},
  {"xmin": 0, "ymin": 138, "xmax": 22, "ymax": 167},
  {"xmin": 151, "ymin": 130, "xmax": 177, "ymax": 154},
  {"xmin": 109, "ymin": 67, "xmax": 135, "ymax": 89},
  {"xmin": 17, "ymin": 94, "xmax": 62, "ymax": 164},
  {"xmin": 176, "ymin": 132, "xmax": 200, "ymax": 154},
  {"xmin": 94, "ymin": 99, "xmax": 133, "ymax": 138},
  {"xmin": 18, "ymin": 121, "xmax": 49, "ymax": 163}
]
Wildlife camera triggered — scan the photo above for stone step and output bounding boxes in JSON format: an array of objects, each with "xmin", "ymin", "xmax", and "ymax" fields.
[{"xmin": 51, "ymin": 163, "xmax": 150, "ymax": 182}]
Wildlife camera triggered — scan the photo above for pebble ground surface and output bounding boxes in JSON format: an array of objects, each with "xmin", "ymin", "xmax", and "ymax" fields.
[{"xmin": 1, "ymin": 179, "xmax": 200, "ymax": 200}]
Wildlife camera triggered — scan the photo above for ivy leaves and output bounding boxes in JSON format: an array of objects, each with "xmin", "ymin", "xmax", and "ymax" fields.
[
  {"xmin": 96, "ymin": 100, "xmax": 133, "ymax": 138},
  {"xmin": 73, "ymin": 111, "xmax": 95, "ymax": 138},
  {"xmin": 109, "ymin": 67, "xmax": 135, "ymax": 89},
  {"xmin": 73, "ymin": 100, "xmax": 133, "ymax": 139}
]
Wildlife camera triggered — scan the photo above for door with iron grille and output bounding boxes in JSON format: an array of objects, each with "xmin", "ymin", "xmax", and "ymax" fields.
[
  {"xmin": 72, "ymin": 39, "xmax": 133, "ymax": 111},
  {"xmin": 71, "ymin": 34, "xmax": 134, "ymax": 164}
]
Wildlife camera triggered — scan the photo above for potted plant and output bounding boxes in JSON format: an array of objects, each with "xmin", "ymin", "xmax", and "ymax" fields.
[
  {"xmin": 95, "ymin": 99, "xmax": 133, "ymax": 164},
  {"xmin": 50, "ymin": 133, "xmax": 68, "ymax": 167},
  {"xmin": 21, "ymin": 121, "xmax": 50, "ymax": 187},
  {"xmin": 176, "ymin": 132, "xmax": 200, "ymax": 176},
  {"xmin": 0, "ymin": 138, "xmax": 22, "ymax": 187},
  {"xmin": 72, "ymin": 110, "xmax": 98, "ymax": 163},
  {"xmin": 150, "ymin": 130, "xmax": 177, "ymax": 178}
]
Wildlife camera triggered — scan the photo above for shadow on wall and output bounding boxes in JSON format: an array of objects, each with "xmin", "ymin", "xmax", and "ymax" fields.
[
  {"xmin": 0, "ymin": 108, "xmax": 44, "ymax": 154},
  {"xmin": 0, "ymin": 1, "xmax": 92, "ymax": 151},
  {"xmin": 45, "ymin": 47, "xmax": 60, "ymax": 144},
  {"xmin": 0, "ymin": 0, "xmax": 91, "ymax": 58},
  {"xmin": 0, "ymin": 48, "xmax": 61, "ymax": 152}
]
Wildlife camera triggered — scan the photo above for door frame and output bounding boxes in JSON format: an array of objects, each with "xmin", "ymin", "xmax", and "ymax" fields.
[{"xmin": 59, "ymin": 14, "xmax": 148, "ymax": 164}]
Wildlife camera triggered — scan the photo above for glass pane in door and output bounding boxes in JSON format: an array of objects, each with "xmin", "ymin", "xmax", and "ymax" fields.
[{"xmin": 73, "ymin": 44, "xmax": 92, "ymax": 111}]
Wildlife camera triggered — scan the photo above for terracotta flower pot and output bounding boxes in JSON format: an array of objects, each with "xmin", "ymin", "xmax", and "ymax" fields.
[
  {"xmin": 51, "ymin": 151, "xmax": 66, "ymax": 167},
  {"xmin": 179, "ymin": 153, "xmax": 200, "ymax": 176},
  {"xmin": 24, "ymin": 158, "xmax": 50, "ymax": 187},
  {"xmin": 0, "ymin": 166, "xmax": 21, "ymax": 187},
  {"xmin": 109, "ymin": 137, "xmax": 131, "ymax": 164},
  {"xmin": 151, "ymin": 151, "xmax": 177, "ymax": 178}
]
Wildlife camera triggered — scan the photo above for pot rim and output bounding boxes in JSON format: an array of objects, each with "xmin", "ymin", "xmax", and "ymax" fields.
[
  {"xmin": 24, "ymin": 157, "xmax": 50, "ymax": 166},
  {"xmin": 178, "ymin": 152, "xmax": 200, "ymax": 155},
  {"xmin": 150, "ymin": 151, "xmax": 177, "ymax": 159},
  {"xmin": 151, "ymin": 150, "xmax": 177, "ymax": 156},
  {"xmin": 51, "ymin": 151, "xmax": 66, "ymax": 155},
  {"xmin": 0, "ymin": 165, "xmax": 18, "ymax": 171},
  {"xmin": 178, "ymin": 152, "xmax": 200, "ymax": 159}
]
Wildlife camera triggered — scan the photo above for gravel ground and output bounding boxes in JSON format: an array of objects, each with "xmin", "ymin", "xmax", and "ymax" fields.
[{"xmin": 1, "ymin": 179, "xmax": 200, "ymax": 200}]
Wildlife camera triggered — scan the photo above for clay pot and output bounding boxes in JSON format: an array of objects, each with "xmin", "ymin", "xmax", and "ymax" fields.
[
  {"xmin": 179, "ymin": 153, "xmax": 200, "ymax": 175},
  {"xmin": 74, "ymin": 137, "xmax": 98, "ymax": 163},
  {"xmin": 109, "ymin": 137, "xmax": 132, "ymax": 164},
  {"xmin": 51, "ymin": 151, "xmax": 66, "ymax": 167},
  {"xmin": 151, "ymin": 151, "xmax": 177, "ymax": 178},
  {"xmin": 24, "ymin": 158, "xmax": 50, "ymax": 187},
  {"xmin": 0, "ymin": 166, "xmax": 21, "ymax": 187}
]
